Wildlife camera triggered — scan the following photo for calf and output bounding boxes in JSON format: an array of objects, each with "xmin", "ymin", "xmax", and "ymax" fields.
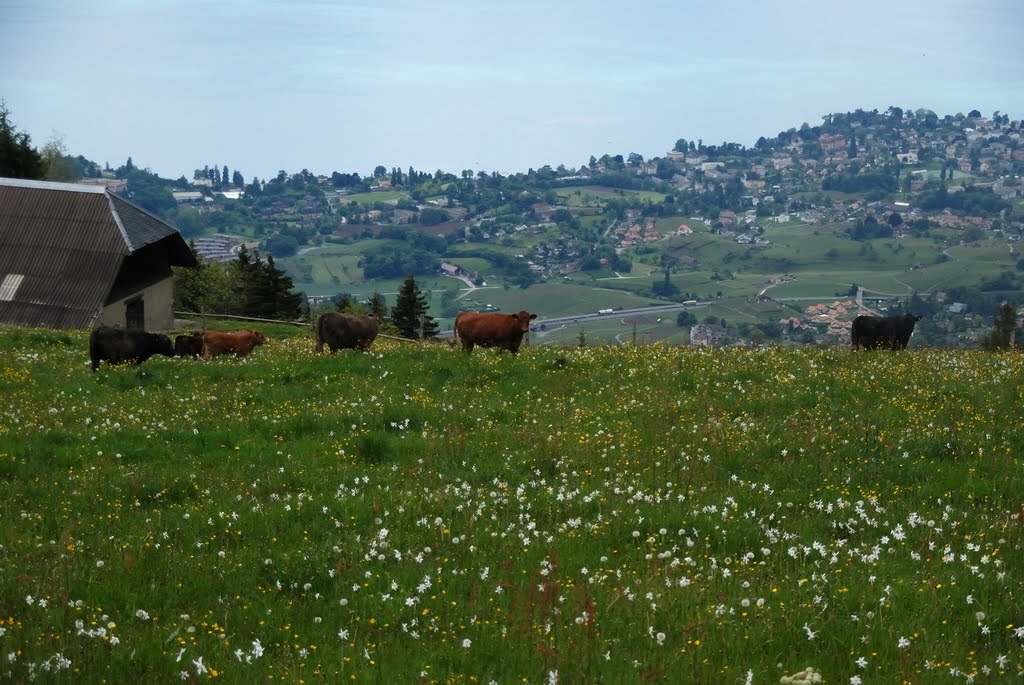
[
  {"xmin": 89, "ymin": 325, "xmax": 175, "ymax": 372},
  {"xmin": 174, "ymin": 333, "xmax": 204, "ymax": 358},
  {"xmin": 202, "ymin": 329, "xmax": 267, "ymax": 358}
]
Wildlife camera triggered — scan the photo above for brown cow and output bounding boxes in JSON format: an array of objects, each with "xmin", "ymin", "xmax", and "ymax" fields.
[
  {"xmin": 450, "ymin": 310, "xmax": 537, "ymax": 354},
  {"xmin": 315, "ymin": 312, "xmax": 379, "ymax": 353},
  {"xmin": 202, "ymin": 329, "xmax": 267, "ymax": 358}
]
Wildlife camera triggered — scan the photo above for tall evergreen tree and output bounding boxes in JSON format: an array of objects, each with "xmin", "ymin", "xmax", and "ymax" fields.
[
  {"xmin": 263, "ymin": 254, "xmax": 304, "ymax": 320},
  {"xmin": 1, "ymin": 102, "xmax": 45, "ymax": 179},
  {"xmin": 368, "ymin": 292, "xmax": 388, "ymax": 321},
  {"xmin": 984, "ymin": 302, "xmax": 1019, "ymax": 351},
  {"xmin": 392, "ymin": 275, "xmax": 437, "ymax": 339}
]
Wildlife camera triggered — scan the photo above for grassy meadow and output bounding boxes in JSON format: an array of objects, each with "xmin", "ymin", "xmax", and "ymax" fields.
[{"xmin": 3, "ymin": 326, "xmax": 1024, "ymax": 682}]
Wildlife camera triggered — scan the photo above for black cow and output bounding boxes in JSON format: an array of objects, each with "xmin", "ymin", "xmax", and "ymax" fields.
[
  {"xmin": 851, "ymin": 314, "xmax": 922, "ymax": 350},
  {"xmin": 174, "ymin": 333, "xmax": 204, "ymax": 358},
  {"xmin": 89, "ymin": 325, "xmax": 175, "ymax": 371},
  {"xmin": 315, "ymin": 313, "xmax": 379, "ymax": 353}
]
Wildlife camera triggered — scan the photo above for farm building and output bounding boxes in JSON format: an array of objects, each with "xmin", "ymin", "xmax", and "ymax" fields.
[{"xmin": 0, "ymin": 177, "xmax": 197, "ymax": 330}]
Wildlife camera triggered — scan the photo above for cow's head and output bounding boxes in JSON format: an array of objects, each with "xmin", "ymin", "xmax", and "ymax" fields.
[
  {"xmin": 252, "ymin": 330, "xmax": 268, "ymax": 345},
  {"xmin": 511, "ymin": 310, "xmax": 538, "ymax": 332},
  {"xmin": 155, "ymin": 334, "xmax": 175, "ymax": 358}
]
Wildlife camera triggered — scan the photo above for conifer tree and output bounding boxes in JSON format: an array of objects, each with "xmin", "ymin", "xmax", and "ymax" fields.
[
  {"xmin": 1, "ymin": 102, "xmax": 44, "ymax": 179},
  {"xmin": 392, "ymin": 275, "xmax": 437, "ymax": 339},
  {"xmin": 263, "ymin": 254, "xmax": 304, "ymax": 320},
  {"xmin": 984, "ymin": 302, "xmax": 1019, "ymax": 351},
  {"xmin": 367, "ymin": 292, "xmax": 388, "ymax": 321}
]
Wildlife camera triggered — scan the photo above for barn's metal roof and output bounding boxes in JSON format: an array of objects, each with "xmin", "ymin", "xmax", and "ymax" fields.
[{"xmin": 0, "ymin": 177, "xmax": 197, "ymax": 329}]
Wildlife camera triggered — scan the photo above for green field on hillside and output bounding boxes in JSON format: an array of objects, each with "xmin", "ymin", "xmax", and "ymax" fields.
[
  {"xmin": 3, "ymin": 327, "xmax": 1024, "ymax": 682},
  {"xmin": 554, "ymin": 185, "xmax": 667, "ymax": 206},
  {"xmin": 338, "ymin": 190, "xmax": 411, "ymax": 206}
]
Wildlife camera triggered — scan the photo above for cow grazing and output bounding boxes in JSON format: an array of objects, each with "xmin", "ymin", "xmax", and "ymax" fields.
[
  {"xmin": 315, "ymin": 313, "xmax": 379, "ymax": 353},
  {"xmin": 89, "ymin": 325, "xmax": 175, "ymax": 372},
  {"xmin": 851, "ymin": 314, "xmax": 922, "ymax": 350},
  {"xmin": 450, "ymin": 310, "xmax": 537, "ymax": 354},
  {"xmin": 202, "ymin": 329, "xmax": 267, "ymax": 358},
  {"xmin": 174, "ymin": 333, "xmax": 204, "ymax": 358}
]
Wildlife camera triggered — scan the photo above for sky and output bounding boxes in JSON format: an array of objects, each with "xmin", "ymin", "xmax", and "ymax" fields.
[{"xmin": 2, "ymin": 0, "xmax": 1023, "ymax": 182}]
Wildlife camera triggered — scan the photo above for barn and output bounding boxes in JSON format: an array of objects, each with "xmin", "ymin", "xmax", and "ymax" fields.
[{"xmin": 0, "ymin": 177, "xmax": 198, "ymax": 330}]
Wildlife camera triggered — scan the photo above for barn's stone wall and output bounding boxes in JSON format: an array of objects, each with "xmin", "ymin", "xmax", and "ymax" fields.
[{"xmin": 98, "ymin": 277, "xmax": 176, "ymax": 331}]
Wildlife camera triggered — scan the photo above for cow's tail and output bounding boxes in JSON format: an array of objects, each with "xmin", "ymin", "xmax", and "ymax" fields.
[
  {"xmin": 314, "ymin": 316, "xmax": 325, "ymax": 353},
  {"xmin": 449, "ymin": 316, "xmax": 460, "ymax": 349},
  {"xmin": 88, "ymin": 330, "xmax": 99, "ymax": 371}
]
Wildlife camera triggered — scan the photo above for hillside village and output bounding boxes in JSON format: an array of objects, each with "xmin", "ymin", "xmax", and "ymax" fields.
[{"xmin": 66, "ymin": 107, "xmax": 1024, "ymax": 347}]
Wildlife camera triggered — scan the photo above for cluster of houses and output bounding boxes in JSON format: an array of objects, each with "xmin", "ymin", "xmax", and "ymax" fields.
[{"xmin": 802, "ymin": 299, "xmax": 861, "ymax": 339}]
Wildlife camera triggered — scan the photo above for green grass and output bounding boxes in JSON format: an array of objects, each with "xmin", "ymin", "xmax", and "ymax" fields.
[
  {"xmin": 3, "ymin": 326, "xmax": 1024, "ymax": 682},
  {"xmin": 338, "ymin": 190, "xmax": 412, "ymax": 206}
]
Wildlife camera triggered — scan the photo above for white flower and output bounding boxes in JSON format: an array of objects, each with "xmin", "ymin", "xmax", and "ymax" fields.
[
  {"xmin": 898, "ymin": 635, "xmax": 911, "ymax": 649},
  {"xmin": 135, "ymin": 609, "xmax": 150, "ymax": 620},
  {"xmin": 192, "ymin": 656, "xmax": 208, "ymax": 675},
  {"xmin": 462, "ymin": 638, "xmax": 472, "ymax": 648},
  {"xmin": 850, "ymin": 677, "xmax": 862, "ymax": 685},
  {"xmin": 338, "ymin": 628, "xmax": 350, "ymax": 641}
]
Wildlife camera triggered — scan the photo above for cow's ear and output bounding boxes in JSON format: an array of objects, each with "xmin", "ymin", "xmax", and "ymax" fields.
[{"xmin": 529, "ymin": 314, "xmax": 537, "ymax": 320}]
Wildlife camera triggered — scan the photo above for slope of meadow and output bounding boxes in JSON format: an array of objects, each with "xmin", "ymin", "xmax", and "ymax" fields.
[{"xmin": 2, "ymin": 327, "xmax": 1024, "ymax": 682}]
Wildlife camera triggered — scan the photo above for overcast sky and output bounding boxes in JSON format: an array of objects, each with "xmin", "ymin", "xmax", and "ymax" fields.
[{"xmin": 2, "ymin": 0, "xmax": 1022, "ymax": 181}]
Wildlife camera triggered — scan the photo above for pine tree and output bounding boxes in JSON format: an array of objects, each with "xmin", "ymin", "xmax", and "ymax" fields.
[
  {"xmin": 234, "ymin": 246, "xmax": 268, "ymax": 317},
  {"xmin": 392, "ymin": 275, "xmax": 437, "ymax": 339},
  {"xmin": 1, "ymin": 103, "xmax": 45, "ymax": 179},
  {"xmin": 984, "ymin": 302, "xmax": 1019, "ymax": 351},
  {"xmin": 335, "ymin": 294, "xmax": 354, "ymax": 312},
  {"xmin": 367, "ymin": 292, "xmax": 388, "ymax": 321},
  {"xmin": 263, "ymin": 254, "xmax": 304, "ymax": 320}
]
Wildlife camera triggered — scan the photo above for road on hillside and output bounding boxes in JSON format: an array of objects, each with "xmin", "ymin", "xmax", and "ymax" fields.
[{"xmin": 437, "ymin": 302, "xmax": 710, "ymax": 337}]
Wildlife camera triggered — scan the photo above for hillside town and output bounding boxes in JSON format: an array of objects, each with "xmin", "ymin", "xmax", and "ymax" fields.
[{"xmin": 16, "ymin": 105, "xmax": 1024, "ymax": 348}]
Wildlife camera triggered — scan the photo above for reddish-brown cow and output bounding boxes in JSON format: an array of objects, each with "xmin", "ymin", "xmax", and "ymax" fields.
[
  {"xmin": 202, "ymin": 329, "xmax": 267, "ymax": 358},
  {"xmin": 450, "ymin": 310, "xmax": 537, "ymax": 354}
]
